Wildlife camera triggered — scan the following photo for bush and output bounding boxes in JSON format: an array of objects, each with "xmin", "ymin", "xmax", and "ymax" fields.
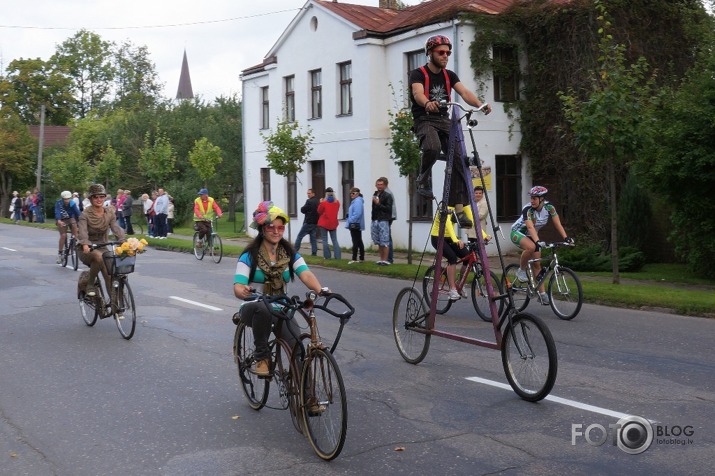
[{"xmin": 558, "ymin": 244, "xmax": 645, "ymax": 272}]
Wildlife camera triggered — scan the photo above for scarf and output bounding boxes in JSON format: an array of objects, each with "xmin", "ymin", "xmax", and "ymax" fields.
[
  {"xmin": 84, "ymin": 206, "xmax": 115, "ymax": 243},
  {"xmin": 257, "ymin": 244, "xmax": 290, "ymax": 295}
]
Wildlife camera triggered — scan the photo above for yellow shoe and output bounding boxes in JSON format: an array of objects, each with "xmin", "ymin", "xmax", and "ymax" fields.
[{"xmin": 255, "ymin": 359, "xmax": 270, "ymax": 377}]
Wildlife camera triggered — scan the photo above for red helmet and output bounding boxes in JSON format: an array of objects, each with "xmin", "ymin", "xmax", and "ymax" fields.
[
  {"xmin": 425, "ymin": 35, "xmax": 452, "ymax": 55},
  {"xmin": 529, "ymin": 186, "xmax": 548, "ymax": 197}
]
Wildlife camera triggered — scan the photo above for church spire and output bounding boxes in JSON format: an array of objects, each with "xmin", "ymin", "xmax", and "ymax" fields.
[{"xmin": 176, "ymin": 49, "xmax": 194, "ymax": 100}]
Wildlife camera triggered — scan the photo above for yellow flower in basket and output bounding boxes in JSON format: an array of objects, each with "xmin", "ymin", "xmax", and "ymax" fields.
[{"xmin": 115, "ymin": 237, "xmax": 149, "ymax": 258}]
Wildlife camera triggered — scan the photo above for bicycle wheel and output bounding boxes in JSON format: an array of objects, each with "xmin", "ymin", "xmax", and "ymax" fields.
[
  {"xmin": 134, "ymin": 222, "xmax": 144, "ymax": 235},
  {"xmin": 192, "ymin": 232, "xmax": 205, "ymax": 260},
  {"xmin": 233, "ymin": 322, "xmax": 269, "ymax": 410},
  {"xmin": 70, "ymin": 241, "xmax": 78, "ymax": 271},
  {"xmin": 548, "ymin": 266, "xmax": 583, "ymax": 320},
  {"xmin": 301, "ymin": 348, "xmax": 347, "ymax": 461},
  {"xmin": 61, "ymin": 243, "xmax": 69, "ymax": 267},
  {"xmin": 422, "ymin": 264, "xmax": 452, "ymax": 315},
  {"xmin": 501, "ymin": 312, "xmax": 558, "ymax": 402},
  {"xmin": 392, "ymin": 287, "xmax": 431, "ymax": 364},
  {"xmin": 471, "ymin": 269, "xmax": 504, "ymax": 322},
  {"xmin": 503, "ymin": 264, "xmax": 531, "ymax": 312},
  {"xmin": 275, "ymin": 339, "xmax": 303, "ymax": 434},
  {"xmin": 210, "ymin": 233, "xmax": 223, "ymax": 264},
  {"xmin": 78, "ymin": 278, "xmax": 100, "ymax": 327},
  {"xmin": 114, "ymin": 280, "xmax": 137, "ymax": 340}
]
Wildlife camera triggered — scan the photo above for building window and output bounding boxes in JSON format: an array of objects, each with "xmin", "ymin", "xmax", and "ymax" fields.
[
  {"xmin": 310, "ymin": 69, "xmax": 322, "ymax": 119},
  {"xmin": 261, "ymin": 168, "xmax": 271, "ymax": 201},
  {"xmin": 409, "ymin": 173, "xmax": 433, "ymax": 221},
  {"xmin": 284, "ymin": 75, "xmax": 295, "ymax": 122},
  {"xmin": 287, "ymin": 172, "xmax": 297, "ymax": 217},
  {"xmin": 311, "ymin": 160, "xmax": 325, "ymax": 197},
  {"xmin": 261, "ymin": 86, "xmax": 269, "ymax": 129},
  {"xmin": 493, "ymin": 45, "xmax": 519, "ymax": 103},
  {"xmin": 407, "ymin": 50, "xmax": 423, "ymax": 73},
  {"xmin": 495, "ymin": 155, "xmax": 522, "ymax": 221},
  {"xmin": 338, "ymin": 61, "xmax": 352, "ymax": 115},
  {"xmin": 340, "ymin": 161, "xmax": 354, "ymax": 217}
]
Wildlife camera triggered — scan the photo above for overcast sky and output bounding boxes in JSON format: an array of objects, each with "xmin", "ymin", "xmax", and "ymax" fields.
[{"xmin": 0, "ymin": 0, "xmax": 421, "ymax": 101}]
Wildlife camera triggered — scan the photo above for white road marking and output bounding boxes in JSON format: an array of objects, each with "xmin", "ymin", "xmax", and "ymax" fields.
[
  {"xmin": 466, "ymin": 376, "xmax": 632, "ymax": 419},
  {"xmin": 169, "ymin": 296, "xmax": 223, "ymax": 311},
  {"xmin": 2, "ymin": 247, "xmax": 17, "ymax": 251}
]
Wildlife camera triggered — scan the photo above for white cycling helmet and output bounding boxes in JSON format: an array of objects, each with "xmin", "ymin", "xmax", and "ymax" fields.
[{"xmin": 61, "ymin": 191, "xmax": 72, "ymax": 199}]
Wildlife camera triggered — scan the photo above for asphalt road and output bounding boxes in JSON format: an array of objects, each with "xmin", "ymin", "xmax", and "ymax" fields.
[{"xmin": 1, "ymin": 224, "xmax": 713, "ymax": 475}]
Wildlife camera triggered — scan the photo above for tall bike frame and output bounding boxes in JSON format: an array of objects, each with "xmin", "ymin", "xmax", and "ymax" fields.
[{"xmin": 393, "ymin": 102, "xmax": 557, "ymax": 401}]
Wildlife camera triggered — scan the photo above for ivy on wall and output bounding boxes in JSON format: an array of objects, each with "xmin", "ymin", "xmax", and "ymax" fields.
[{"xmin": 465, "ymin": 0, "xmax": 709, "ymax": 242}]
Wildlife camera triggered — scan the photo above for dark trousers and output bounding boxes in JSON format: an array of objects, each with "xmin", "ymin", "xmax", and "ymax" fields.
[
  {"xmin": 239, "ymin": 301, "xmax": 300, "ymax": 361},
  {"xmin": 350, "ymin": 228, "xmax": 364, "ymax": 261},
  {"xmin": 415, "ymin": 115, "xmax": 469, "ymax": 206},
  {"xmin": 124, "ymin": 215, "xmax": 134, "ymax": 235},
  {"xmin": 294, "ymin": 223, "xmax": 318, "ymax": 255},
  {"xmin": 155, "ymin": 213, "xmax": 168, "ymax": 237}
]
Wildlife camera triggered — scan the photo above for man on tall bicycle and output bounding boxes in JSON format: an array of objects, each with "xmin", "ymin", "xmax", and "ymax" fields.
[
  {"xmin": 409, "ymin": 34, "xmax": 492, "ymax": 227},
  {"xmin": 193, "ymin": 188, "xmax": 223, "ymax": 246},
  {"xmin": 54, "ymin": 191, "xmax": 80, "ymax": 264}
]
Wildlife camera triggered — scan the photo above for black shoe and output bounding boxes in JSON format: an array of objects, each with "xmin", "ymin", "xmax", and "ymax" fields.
[{"xmin": 456, "ymin": 212, "xmax": 473, "ymax": 229}]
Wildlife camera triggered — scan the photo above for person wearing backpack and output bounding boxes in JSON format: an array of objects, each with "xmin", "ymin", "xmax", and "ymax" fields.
[{"xmin": 409, "ymin": 34, "xmax": 491, "ymax": 225}]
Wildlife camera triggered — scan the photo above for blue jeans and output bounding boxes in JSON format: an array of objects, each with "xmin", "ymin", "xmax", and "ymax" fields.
[
  {"xmin": 320, "ymin": 227, "xmax": 341, "ymax": 259},
  {"xmin": 294, "ymin": 223, "xmax": 318, "ymax": 256}
]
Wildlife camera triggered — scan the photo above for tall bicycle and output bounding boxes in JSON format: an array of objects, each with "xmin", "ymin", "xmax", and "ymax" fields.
[
  {"xmin": 502, "ymin": 242, "xmax": 583, "ymax": 320},
  {"xmin": 77, "ymin": 241, "xmax": 138, "ymax": 339},
  {"xmin": 233, "ymin": 290, "xmax": 354, "ymax": 460},
  {"xmin": 61, "ymin": 224, "xmax": 79, "ymax": 271},
  {"xmin": 422, "ymin": 240, "xmax": 503, "ymax": 321},
  {"xmin": 193, "ymin": 217, "xmax": 223, "ymax": 263},
  {"xmin": 393, "ymin": 102, "xmax": 557, "ymax": 402}
]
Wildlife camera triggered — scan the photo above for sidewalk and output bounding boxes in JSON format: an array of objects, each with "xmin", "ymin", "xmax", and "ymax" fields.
[{"xmin": 208, "ymin": 232, "xmax": 520, "ymax": 270}]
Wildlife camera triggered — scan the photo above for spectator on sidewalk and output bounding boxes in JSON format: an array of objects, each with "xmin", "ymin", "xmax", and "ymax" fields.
[
  {"xmin": 294, "ymin": 188, "xmax": 319, "ymax": 256},
  {"xmin": 317, "ymin": 187, "xmax": 341, "ymax": 260},
  {"xmin": 345, "ymin": 187, "xmax": 365, "ymax": 263},
  {"xmin": 371, "ymin": 177, "xmax": 393, "ymax": 266}
]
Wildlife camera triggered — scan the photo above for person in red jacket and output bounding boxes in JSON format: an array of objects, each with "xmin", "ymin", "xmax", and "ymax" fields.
[{"xmin": 317, "ymin": 187, "xmax": 341, "ymax": 259}]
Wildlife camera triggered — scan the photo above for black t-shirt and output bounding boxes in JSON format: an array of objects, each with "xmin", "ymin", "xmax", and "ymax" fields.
[{"xmin": 408, "ymin": 65, "xmax": 461, "ymax": 119}]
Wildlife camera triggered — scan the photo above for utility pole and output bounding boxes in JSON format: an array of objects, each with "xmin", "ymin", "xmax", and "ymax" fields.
[{"xmin": 35, "ymin": 104, "xmax": 46, "ymax": 190}]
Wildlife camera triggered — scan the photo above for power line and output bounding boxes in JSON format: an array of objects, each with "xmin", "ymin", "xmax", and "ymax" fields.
[{"xmin": 0, "ymin": 8, "xmax": 301, "ymax": 31}]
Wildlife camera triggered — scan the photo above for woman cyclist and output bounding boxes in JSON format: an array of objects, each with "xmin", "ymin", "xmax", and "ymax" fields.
[
  {"xmin": 510, "ymin": 186, "xmax": 573, "ymax": 304},
  {"xmin": 77, "ymin": 184, "xmax": 126, "ymax": 300},
  {"xmin": 233, "ymin": 201, "xmax": 326, "ymax": 378},
  {"xmin": 431, "ymin": 206, "xmax": 488, "ymax": 301}
]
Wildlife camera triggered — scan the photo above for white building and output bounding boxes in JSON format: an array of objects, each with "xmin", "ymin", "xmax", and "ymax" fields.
[{"xmin": 241, "ymin": 0, "xmax": 531, "ymax": 253}]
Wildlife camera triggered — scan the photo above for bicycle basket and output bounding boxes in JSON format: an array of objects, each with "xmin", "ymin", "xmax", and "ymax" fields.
[{"xmin": 104, "ymin": 254, "xmax": 136, "ymax": 276}]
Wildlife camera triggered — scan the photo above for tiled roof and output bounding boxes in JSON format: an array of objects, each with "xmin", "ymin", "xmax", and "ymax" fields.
[
  {"xmin": 317, "ymin": 0, "xmax": 516, "ymax": 35},
  {"xmin": 28, "ymin": 125, "xmax": 72, "ymax": 147}
]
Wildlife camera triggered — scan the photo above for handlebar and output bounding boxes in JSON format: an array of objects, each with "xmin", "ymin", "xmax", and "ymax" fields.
[
  {"xmin": 89, "ymin": 241, "xmax": 125, "ymax": 250},
  {"xmin": 537, "ymin": 241, "xmax": 575, "ymax": 251},
  {"xmin": 245, "ymin": 289, "xmax": 355, "ymax": 323},
  {"xmin": 443, "ymin": 101, "xmax": 490, "ymax": 115}
]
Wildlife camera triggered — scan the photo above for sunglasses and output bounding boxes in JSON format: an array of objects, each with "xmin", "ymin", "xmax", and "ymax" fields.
[
  {"xmin": 265, "ymin": 224, "xmax": 286, "ymax": 233},
  {"xmin": 433, "ymin": 49, "xmax": 451, "ymax": 57},
  {"xmin": 350, "ymin": 191, "xmax": 358, "ymax": 195},
  {"xmin": 91, "ymin": 194, "xmax": 107, "ymax": 199}
]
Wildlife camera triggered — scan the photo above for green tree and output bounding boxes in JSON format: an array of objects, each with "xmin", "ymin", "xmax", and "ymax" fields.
[
  {"xmin": 188, "ymin": 137, "xmax": 223, "ymax": 186},
  {"xmin": 138, "ymin": 131, "xmax": 176, "ymax": 188},
  {"xmin": 0, "ymin": 109, "xmax": 35, "ymax": 213},
  {"xmin": 113, "ymin": 40, "xmax": 163, "ymax": 111},
  {"xmin": 261, "ymin": 120, "xmax": 313, "ymax": 176},
  {"xmin": 559, "ymin": 1, "xmax": 656, "ymax": 284},
  {"xmin": 639, "ymin": 24, "xmax": 715, "ymax": 278},
  {"xmin": 0, "ymin": 58, "xmax": 73, "ymax": 125},
  {"xmin": 44, "ymin": 147, "xmax": 93, "ymax": 193},
  {"xmin": 50, "ymin": 29, "xmax": 115, "ymax": 118},
  {"xmin": 95, "ymin": 143, "xmax": 123, "ymax": 188}
]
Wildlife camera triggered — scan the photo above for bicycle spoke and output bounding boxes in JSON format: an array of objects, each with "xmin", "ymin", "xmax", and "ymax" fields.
[{"xmin": 301, "ymin": 349, "xmax": 347, "ymax": 460}]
